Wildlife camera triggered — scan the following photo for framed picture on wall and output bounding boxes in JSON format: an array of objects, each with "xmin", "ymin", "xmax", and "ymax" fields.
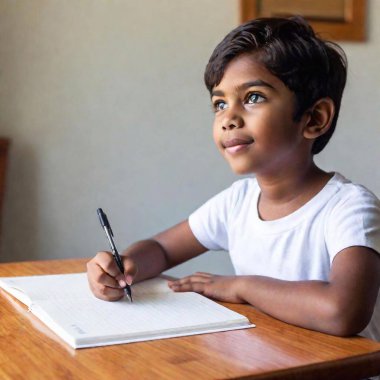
[{"xmin": 240, "ymin": 0, "xmax": 367, "ymax": 41}]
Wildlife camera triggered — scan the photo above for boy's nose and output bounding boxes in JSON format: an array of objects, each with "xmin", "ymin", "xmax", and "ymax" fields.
[{"xmin": 222, "ymin": 114, "xmax": 243, "ymax": 130}]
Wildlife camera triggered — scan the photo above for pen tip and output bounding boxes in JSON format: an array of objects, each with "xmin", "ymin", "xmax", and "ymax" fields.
[{"xmin": 125, "ymin": 290, "xmax": 132, "ymax": 303}]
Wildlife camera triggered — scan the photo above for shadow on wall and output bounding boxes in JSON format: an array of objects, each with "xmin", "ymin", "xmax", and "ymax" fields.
[{"xmin": 0, "ymin": 140, "xmax": 40, "ymax": 262}]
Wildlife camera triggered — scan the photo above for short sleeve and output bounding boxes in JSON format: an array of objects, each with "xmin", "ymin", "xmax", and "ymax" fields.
[
  {"xmin": 325, "ymin": 186, "xmax": 380, "ymax": 261},
  {"xmin": 188, "ymin": 180, "xmax": 248, "ymax": 251}
]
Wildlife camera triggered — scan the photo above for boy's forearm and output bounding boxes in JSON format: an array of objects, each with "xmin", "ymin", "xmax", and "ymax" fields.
[
  {"xmin": 121, "ymin": 220, "xmax": 207, "ymax": 283},
  {"xmin": 122, "ymin": 239, "xmax": 170, "ymax": 282},
  {"xmin": 235, "ymin": 276, "xmax": 366, "ymax": 336}
]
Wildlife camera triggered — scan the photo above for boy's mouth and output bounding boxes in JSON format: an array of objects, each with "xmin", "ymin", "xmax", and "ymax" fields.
[{"xmin": 223, "ymin": 138, "xmax": 254, "ymax": 154}]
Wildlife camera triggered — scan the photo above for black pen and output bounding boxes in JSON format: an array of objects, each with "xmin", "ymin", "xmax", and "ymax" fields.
[{"xmin": 97, "ymin": 208, "xmax": 133, "ymax": 302}]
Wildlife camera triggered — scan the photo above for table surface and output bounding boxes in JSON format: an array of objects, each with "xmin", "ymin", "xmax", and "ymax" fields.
[{"xmin": 0, "ymin": 258, "xmax": 380, "ymax": 380}]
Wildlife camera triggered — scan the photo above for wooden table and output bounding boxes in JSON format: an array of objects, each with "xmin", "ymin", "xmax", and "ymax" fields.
[{"xmin": 1, "ymin": 259, "xmax": 380, "ymax": 380}]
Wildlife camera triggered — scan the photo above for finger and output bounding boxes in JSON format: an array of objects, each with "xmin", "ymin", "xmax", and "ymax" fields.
[
  {"xmin": 170, "ymin": 274, "xmax": 212, "ymax": 286},
  {"xmin": 93, "ymin": 251, "xmax": 121, "ymax": 278},
  {"xmin": 87, "ymin": 259, "xmax": 119, "ymax": 288},
  {"xmin": 87, "ymin": 253, "xmax": 129, "ymax": 301},
  {"xmin": 121, "ymin": 257, "xmax": 138, "ymax": 286},
  {"xmin": 91, "ymin": 252, "xmax": 136, "ymax": 288},
  {"xmin": 86, "ymin": 267, "xmax": 124, "ymax": 301},
  {"xmin": 169, "ymin": 281, "xmax": 206, "ymax": 294},
  {"xmin": 94, "ymin": 283, "xmax": 125, "ymax": 301},
  {"xmin": 194, "ymin": 272, "xmax": 213, "ymax": 277},
  {"xmin": 97, "ymin": 270, "xmax": 121, "ymax": 288},
  {"xmin": 87, "ymin": 253, "xmax": 122, "ymax": 288}
]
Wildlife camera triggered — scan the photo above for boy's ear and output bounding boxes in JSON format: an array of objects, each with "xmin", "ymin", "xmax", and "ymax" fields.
[{"xmin": 302, "ymin": 98, "xmax": 335, "ymax": 140}]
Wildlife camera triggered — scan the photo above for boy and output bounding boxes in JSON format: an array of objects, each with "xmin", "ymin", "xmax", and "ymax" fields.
[{"xmin": 87, "ymin": 17, "xmax": 380, "ymax": 341}]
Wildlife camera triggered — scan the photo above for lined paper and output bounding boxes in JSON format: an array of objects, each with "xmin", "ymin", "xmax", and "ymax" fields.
[{"xmin": 0, "ymin": 273, "xmax": 254, "ymax": 348}]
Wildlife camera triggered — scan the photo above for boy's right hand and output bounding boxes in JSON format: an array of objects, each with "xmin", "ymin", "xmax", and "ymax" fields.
[{"xmin": 86, "ymin": 251, "xmax": 137, "ymax": 301}]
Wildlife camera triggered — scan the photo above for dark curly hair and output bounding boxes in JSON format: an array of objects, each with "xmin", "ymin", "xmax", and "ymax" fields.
[{"xmin": 204, "ymin": 16, "xmax": 347, "ymax": 154}]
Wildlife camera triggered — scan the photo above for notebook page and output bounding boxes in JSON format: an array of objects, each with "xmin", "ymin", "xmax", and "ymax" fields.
[
  {"xmin": 0, "ymin": 279, "xmax": 32, "ymax": 306},
  {"xmin": 0, "ymin": 273, "xmax": 253, "ymax": 348},
  {"xmin": 34, "ymin": 290, "xmax": 250, "ymax": 347},
  {"xmin": 0, "ymin": 273, "xmax": 90, "ymax": 302}
]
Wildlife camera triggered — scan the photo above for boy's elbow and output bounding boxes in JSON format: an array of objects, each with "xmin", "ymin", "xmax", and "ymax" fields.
[
  {"xmin": 322, "ymin": 300, "xmax": 373, "ymax": 337},
  {"xmin": 326, "ymin": 319, "xmax": 366, "ymax": 337}
]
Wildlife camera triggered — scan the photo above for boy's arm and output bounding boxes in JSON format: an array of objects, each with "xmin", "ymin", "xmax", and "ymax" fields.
[
  {"xmin": 87, "ymin": 220, "xmax": 207, "ymax": 300},
  {"xmin": 169, "ymin": 246, "xmax": 380, "ymax": 336},
  {"xmin": 123, "ymin": 220, "xmax": 208, "ymax": 282}
]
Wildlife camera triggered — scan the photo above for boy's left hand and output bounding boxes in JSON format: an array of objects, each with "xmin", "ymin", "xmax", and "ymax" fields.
[{"xmin": 168, "ymin": 272, "xmax": 243, "ymax": 303}]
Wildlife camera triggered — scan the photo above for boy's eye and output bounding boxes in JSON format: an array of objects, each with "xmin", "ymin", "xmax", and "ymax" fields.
[
  {"xmin": 247, "ymin": 93, "xmax": 265, "ymax": 104},
  {"xmin": 213, "ymin": 100, "xmax": 228, "ymax": 112}
]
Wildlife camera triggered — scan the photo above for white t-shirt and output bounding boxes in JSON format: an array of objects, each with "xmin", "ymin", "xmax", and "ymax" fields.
[{"xmin": 189, "ymin": 173, "xmax": 380, "ymax": 341}]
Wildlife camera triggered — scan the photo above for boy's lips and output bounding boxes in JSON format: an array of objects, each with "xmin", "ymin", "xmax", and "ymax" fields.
[{"xmin": 223, "ymin": 137, "xmax": 254, "ymax": 154}]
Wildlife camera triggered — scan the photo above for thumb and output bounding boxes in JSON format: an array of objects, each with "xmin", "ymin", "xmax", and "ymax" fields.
[{"xmin": 116, "ymin": 257, "xmax": 137, "ymax": 287}]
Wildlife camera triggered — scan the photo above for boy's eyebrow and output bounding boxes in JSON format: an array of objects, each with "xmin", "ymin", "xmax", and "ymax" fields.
[{"xmin": 211, "ymin": 80, "xmax": 276, "ymax": 97}]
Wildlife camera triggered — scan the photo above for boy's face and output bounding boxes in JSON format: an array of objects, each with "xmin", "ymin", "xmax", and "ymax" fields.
[{"xmin": 211, "ymin": 54, "xmax": 309, "ymax": 176}]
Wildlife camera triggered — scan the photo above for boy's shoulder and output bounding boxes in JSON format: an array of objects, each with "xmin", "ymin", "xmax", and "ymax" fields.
[
  {"xmin": 329, "ymin": 173, "xmax": 379, "ymax": 204},
  {"xmin": 323, "ymin": 173, "xmax": 380, "ymax": 223}
]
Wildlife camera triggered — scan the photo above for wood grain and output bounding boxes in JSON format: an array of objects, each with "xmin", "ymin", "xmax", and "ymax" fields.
[{"xmin": 1, "ymin": 259, "xmax": 380, "ymax": 379}]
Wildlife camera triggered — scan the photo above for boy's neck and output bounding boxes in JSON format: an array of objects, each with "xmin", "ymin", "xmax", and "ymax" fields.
[{"xmin": 256, "ymin": 162, "xmax": 333, "ymax": 221}]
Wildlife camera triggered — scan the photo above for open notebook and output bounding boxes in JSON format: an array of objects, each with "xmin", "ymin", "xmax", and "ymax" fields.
[{"xmin": 0, "ymin": 273, "xmax": 254, "ymax": 349}]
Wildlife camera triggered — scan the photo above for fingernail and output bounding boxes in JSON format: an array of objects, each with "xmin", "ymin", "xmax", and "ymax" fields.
[
  {"xmin": 119, "ymin": 280, "xmax": 126, "ymax": 287},
  {"xmin": 125, "ymin": 275, "xmax": 133, "ymax": 286}
]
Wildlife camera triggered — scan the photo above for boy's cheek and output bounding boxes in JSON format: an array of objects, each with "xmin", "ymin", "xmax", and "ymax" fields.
[{"xmin": 212, "ymin": 132, "xmax": 224, "ymax": 152}]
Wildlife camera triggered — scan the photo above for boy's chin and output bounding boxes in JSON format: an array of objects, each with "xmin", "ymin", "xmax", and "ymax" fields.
[{"xmin": 229, "ymin": 164, "xmax": 254, "ymax": 176}]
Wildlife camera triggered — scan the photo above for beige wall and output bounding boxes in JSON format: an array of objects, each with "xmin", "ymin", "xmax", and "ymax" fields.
[{"xmin": 0, "ymin": 1, "xmax": 379, "ymax": 277}]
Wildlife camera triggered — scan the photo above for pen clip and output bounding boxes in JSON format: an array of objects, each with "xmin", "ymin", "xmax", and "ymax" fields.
[{"xmin": 97, "ymin": 208, "xmax": 114, "ymax": 237}]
